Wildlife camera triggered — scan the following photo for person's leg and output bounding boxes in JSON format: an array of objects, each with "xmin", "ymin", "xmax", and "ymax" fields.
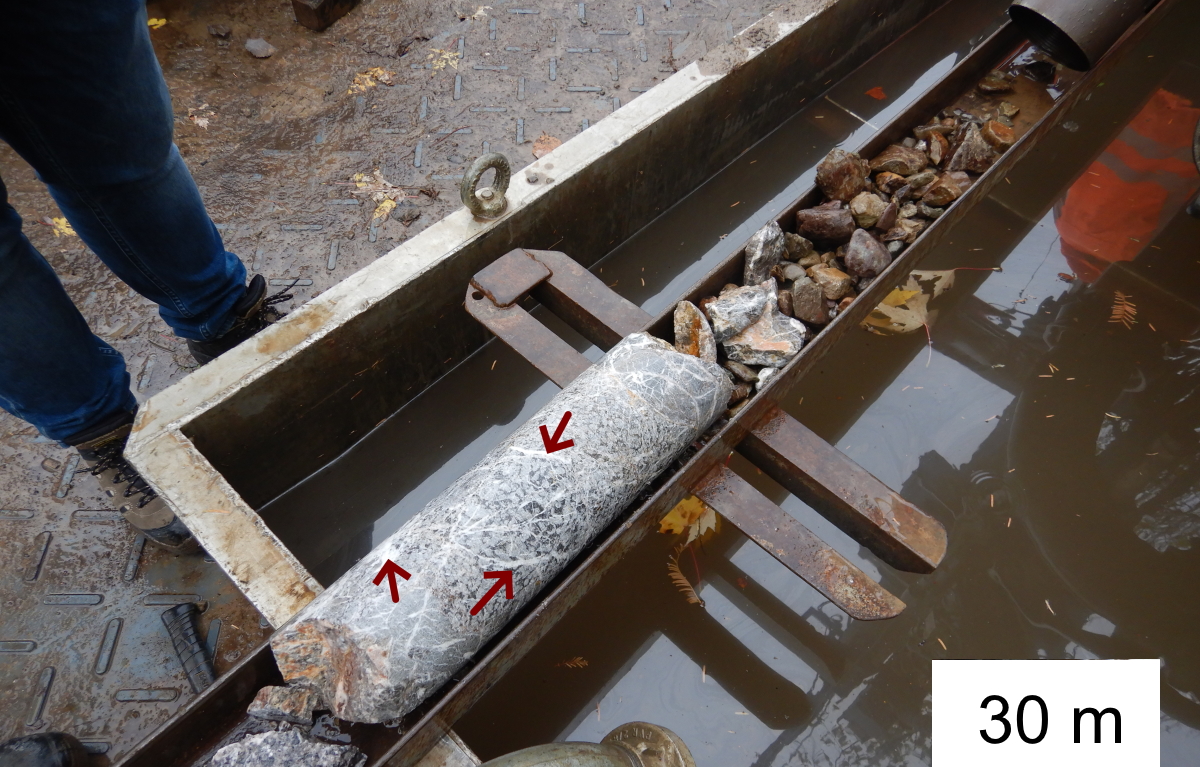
[
  {"xmin": 0, "ymin": 0, "xmax": 247, "ymax": 343},
  {"xmin": 0, "ymin": 174, "xmax": 136, "ymax": 442}
]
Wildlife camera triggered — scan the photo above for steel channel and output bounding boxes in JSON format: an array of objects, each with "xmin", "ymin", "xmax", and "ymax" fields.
[{"xmin": 117, "ymin": 4, "xmax": 1173, "ymax": 765}]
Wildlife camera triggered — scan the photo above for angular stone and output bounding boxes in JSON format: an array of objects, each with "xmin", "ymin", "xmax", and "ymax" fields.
[
  {"xmin": 248, "ymin": 685, "xmax": 323, "ymax": 725},
  {"xmin": 905, "ymin": 170, "xmax": 937, "ymax": 189},
  {"xmin": 797, "ymin": 252, "xmax": 822, "ymax": 268},
  {"xmin": 795, "ymin": 206, "xmax": 855, "ymax": 245},
  {"xmin": 842, "ymin": 229, "xmax": 891, "ymax": 279},
  {"xmin": 706, "ymin": 285, "xmax": 768, "ymax": 342},
  {"xmin": 271, "ymin": 335, "xmax": 730, "ymax": 722},
  {"xmin": 978, "ymin": 70, "xmax": 1013, "ymax": 93},
  {"xmin": 807, "ymin": 264, "xmax": 853, "ymax": 300},
  {"xmin": 868, "ymin": 145, "xmax": 927, "ymax": 176},
  {"xmin": 849, "ymin": 192, "xmax": 888, "ymax": 229},
  {"xmin": 913, "ymin": 120, "xmax": 954, "ymax": 139},
  {"xmin": 743, "ymin": 221, "xmax": 786, "ymax": 285},
  {"xmin": 883, "ymin": 218, "xmax": 927, "ymax": 244},
  {"xmin": 790, "ymin": 276, "xmax": 828, "ymax": 325},
  {"xmin": 874, "ymin": 172, "xmax": 907, "ymax": 195},
  {"xmin": 723, "ymin": 300, "xmax": 808, "ymax": 368},
  {"xmin": 756, "ymin": 366, "xmax": 780, "ymax": 391},
  {"xmin": 899, "ymin": 202, "xmax": 919, "ymax": 219},
  {"xmin": 729, "ymin": 382, "xmax": 753, "ymax": 405},
  {"xmin": 723, "ymin": 360, "xmax": 759, "ymax": 382},
  {"xmin": 889, "ymin": 184, "xmax": 915, "ymax": 204},
  {"xmin": 998, "ymin": 101, "xmax": 1020, "ymax": 119},
  {"xmin": 777, "ymin": 288, "xmax": 794, "ymax": 317},
  {"xmin": 208, "ymin": 24, "xmax": 232, "ymax": 38},
  {"xmin": 211, "ymin": 729, "xmax": 366, "ymax": 767},
  {"xmin": 783, "ymin": 232, "xmax": 813, "ymax": 261},
  {"xmin": 921, "ymin": 172, "xmax": 970, "ymax": 207},
  {"xmin": 928, "ymin": 131, "xmax": 948, "ymax": 166},
  {"xmin": 917, "ymin": 202, "xmax": 944, "ymax": 219},
  {"xmin": 771, "ymin": 262, "xmax": 806, "ymax": 283},
  {"xmin": 814, "ymin": 149, "xmax": 869, "ymax": 202},
  {"xmin": 875, "ymin": 202, "xmax": 898, "ymax": 231},
  {"xmin": 245, "ymin": 38, "xmax": 278, "ymax": 58},
  {"xmin": 673, "ymin": 301, "xmax": 717, "ymax": 363},
  {"xmin": 947, "ymin": 124, "xmax": 997, "ymax": 173},
  {"xmin": 980, "ymin": 120, "xmax": 1015, "ymax": 150}
]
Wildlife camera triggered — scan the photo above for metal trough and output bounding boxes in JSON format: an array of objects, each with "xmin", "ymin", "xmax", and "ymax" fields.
[{"xmin": 118, "ymin": 0, "xmax": 1175, "ymax": 763}]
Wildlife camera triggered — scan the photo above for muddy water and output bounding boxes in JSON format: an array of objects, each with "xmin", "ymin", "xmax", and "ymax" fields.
[
  {"xmin": 454, "ymin": 3, "xmax": 1200, "ymax": 763},
  {"xmin": 257, "ymin": 0, "xmax": 1014, "ymax": 583}
]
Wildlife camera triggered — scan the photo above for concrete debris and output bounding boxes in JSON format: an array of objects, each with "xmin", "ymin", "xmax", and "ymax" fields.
[
  {"xmin": 743, "ymin": 221, "xmax": 786, "ymax": 285},
  {"xmin": 707, "ymin": 285, "xmax": 769, "ymax": 342},
  {"xmin": 796, "ymin": 204, "xmax": 855, "ymax": 245},
  {"xmin": 868, "ymin": 144, "xmax": 927, "ymax": 176},
  {"xmin": 245, "ymin": 38, "xmax": 278, "ymax": 58},
  {"xmin": 783, "ymin": 232, "xmax": 814, "ymax": 261},
  {"xmin": 807, "ymin": 264, "xmax": 853, "ymax": 301},
  {"xmin": 723, "ymin": 283, "xmax": 808, "ymax": 367},
  {"xmin": 790, "ymin": 276, "xmax": 828, "ymax": 325},
  {"xmin": 673, "ymin": 301, "xmax": 717, "ymax": 363},
  {"xmin": 842, "ymin": 229, "xmax": 891, "ymax": 279},
  {"xmin": 980, "ymin": 120, "xmax": 1015, "ymax": 150},
  {"xmin": 947, "ymin": 123, "xmax": 996, "ymax": 173},
  {"xmin": 271, "ymin": 334, "xmax": 730, "ymax": 722},
  {"xmin": 814, "ymin": 149, "xmax": 869, "ymax": 202},
  {"xmin": 247, "ymin": 685, "xmax": 323, "ymax": 725},
  {"xmin": 210, "ymin": 728, "xmax": 365, "ymax": 767},
  {"xmin": 849, "ymin": 192, "xmax": 888, "ymax": 229}
]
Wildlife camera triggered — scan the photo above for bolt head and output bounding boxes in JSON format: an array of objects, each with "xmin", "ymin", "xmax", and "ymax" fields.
[
  {"xmin": 526, "ymin": 173, "xmax": 540, "ymax": 183},
  {"xmin": 479, "ymin": 188, "xmax": 494, "ymax": 200}
]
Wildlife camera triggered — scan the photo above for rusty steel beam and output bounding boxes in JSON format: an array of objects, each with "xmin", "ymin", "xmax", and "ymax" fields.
[
  {"xmin": 740, "ymin": 406, "xmax": 947, "ymax": 574},
  {"xmin": 692, "ymin": 466, "xmax": 905, "ymax": 620},
  {"xmin": 465, "ymin": 291, "xmax": 591, "ymax": 388}
]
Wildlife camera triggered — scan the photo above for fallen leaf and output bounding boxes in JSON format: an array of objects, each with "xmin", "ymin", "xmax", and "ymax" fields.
[
  {"xmin": 659, "ymin": 495, "xmax": 718, "ymax": 543},
  {"xmin": 555, "ymin": 656, "xmax": 588, "ymax": 668},
  {"xmin": 372, "ymin": 198, "xmax": 398, "ymax": 221},
  {"xmin": 348, "ymin": 67, "xmax": 396, "ymax": 94},
  {"xmin": 471, "ymin": 5, "xmax": 493, "ymax": 20},
  {"xmin": 532, "ymin": 132, "xmax": 562, "ymax": 159},
  {"xmin": 427, "ymin": 48, "xmax": 462, "ymax": 75},
  {"xmin": 148, "ymin": 18, "xmax": 168, "ymax": 29},
  {"xmin": 50, "ymin": 217, "xmax": 76, "ymax": 238},
  {"xmin": 909, "ymin": 269, "xmax": 956, "ymax": 298},
  {"xmin": 865, "ymin": 86, "xmax": 886, "ymax": 100}
]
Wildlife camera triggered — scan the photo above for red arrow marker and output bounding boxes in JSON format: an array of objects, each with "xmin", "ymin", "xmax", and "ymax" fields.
[
  {"xmin": 470, "ymin": 570, "xmax": 515, "ymax": 616},
  {"xmin": 539, "ymin": 411, "xmax": 575, "ymax": 454},
  {"xmin": 373, "ymin": 559, "xmax": 411, "ymax": 603}
]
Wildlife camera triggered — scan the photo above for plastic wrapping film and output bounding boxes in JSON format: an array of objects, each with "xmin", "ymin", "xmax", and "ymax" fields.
[{"xmin": 271, "ymin": 333, "xmax": 733, "ymax": 722}]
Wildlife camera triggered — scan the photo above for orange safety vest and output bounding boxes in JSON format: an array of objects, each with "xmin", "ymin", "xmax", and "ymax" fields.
[{"xmin": 1057, "ymin": 88, "xmax": 1200, "ymax": 283}]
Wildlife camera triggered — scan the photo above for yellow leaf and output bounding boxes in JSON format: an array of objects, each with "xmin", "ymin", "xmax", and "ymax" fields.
[
  {"xmin": 372, "ymin": 198, "xmax": 397, "ymax": 221},
  {"xmin": 50, "ymin": 217, "xmax": 76, "ymax": 238},
  {"xmin": 909, "ymin": 269, "xmax": 956, "ymax": 298},
  {"xmin": 881, "ymin": 288, "xmax": 919, "ymax": 307},
  {"xmin": 348, "ymin": 67, "xmax": 396, "ymax": 94},
  {"xmin": 659, "ymin": 495, "xmax": 705, "ymax": 535},
  {"xmin": 147, "ymin": 18, "xmax": 168, "ymax": 29}
]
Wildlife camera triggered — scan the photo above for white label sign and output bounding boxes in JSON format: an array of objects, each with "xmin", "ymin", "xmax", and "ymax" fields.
[{"xmin": 932, "ymin": 659, "xmax": 1158, "ymax": 766}]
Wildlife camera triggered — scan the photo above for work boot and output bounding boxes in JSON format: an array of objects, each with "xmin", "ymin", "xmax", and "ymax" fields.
[
  {"xmin": 68, "ymin": 412, "xmax": 199, "ymax": 554},
  {"xmin": 186, "ymin": 274, "xmax": 295, "ymax": 364},
  {"xmin": 0, "ymin": 733, "xmax": 89, "ymax": 767}
]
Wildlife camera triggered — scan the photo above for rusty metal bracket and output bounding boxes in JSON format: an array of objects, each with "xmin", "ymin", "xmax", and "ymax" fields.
[
  {"xmin": 466, "ymin": 248, "xmax": 945, "ymax": 620},
  {"xmin": 466, "ymin": 249, "xmax": 652, "ymax": 386}
]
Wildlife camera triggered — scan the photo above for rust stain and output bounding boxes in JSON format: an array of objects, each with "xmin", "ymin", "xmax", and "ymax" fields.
[{"xmin": 255, "ymin": 303, "xmax": 335, "ymax": 357}]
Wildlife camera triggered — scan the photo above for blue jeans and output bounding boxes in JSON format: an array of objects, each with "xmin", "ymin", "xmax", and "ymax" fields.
[{"xmin": 0, "ymin": 0, "xmax": 247, "ymax": 442}]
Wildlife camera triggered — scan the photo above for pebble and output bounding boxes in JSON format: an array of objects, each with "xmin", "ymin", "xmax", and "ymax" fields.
[
  {"xmin": 899, "ymin": 202, "xmax": 919, "ymax": 219},
  {"xmin": 245, "ymin": 38, "xmax": 277, "ymax": 58},
  {"xmin": 777, "ymin": 287, "xmax": 794, "ymax": 317},
  {"xmin": 796, "ymin": 205, "xmax": 855, "ymax": 245},
  {"xmin": 977, "ymin": 70, "xmax": 1014, "ymax": 93},
  {"xmin": 869, "ymin": 144, "xmax": 928, "ymax": 176},
  {"xmin": 208, "ymin": 24, "xmax": 232, "ymax": 38},
  {"xmin": 913, "ymin": 120, "xmax": 954, "ymax": 139},
  {"xmin": 917, "ymin": 202, "xmax": 944, "ymax": 219},
  {"xmin": 706, "ymin": 285, "xmax": 769, "ymax": 342},
  {"xmin": 998, "ymin": 101, "xmax": 1020, "ymax": 119},
  {"xmin": 673, "ymin": 301, "xmax": 717, "ymax": 363},
  {"xmin": 928, "ymin": 132, "xmax": 948, "ymax": 166},
  {"xmin": 842, "ymin": 229, "xmax": 891, "ymax": 279},
  {"xmin": 790, "ymin": 276, "xmax": 828, "ymax": 324},
  {"xmin": 875, "ymin": 201, "xmax": 898, "ymax": 231},
  {"xmin": 948, "ymin": 124, "xmax": 997, "ymax": 173},
  {"xmin": 729, "ymin": 382, "xmax": 753, "ymax": 405},
  {"xmin": 815, "ymin": 149, "xmax": 870, "ymax": 202},
  {"xmin": 783, "ymin": 232, "xmax": 814, "ymax": 261},
  {"xmin": 921, "ymin": 171, "xmax": 971, "ymax": 207},
  {"xmin": 849, "ymin": 191, "xmax": 888, "ymax": 229},
  {"xmin": 883, "ymin": 218, "xmax": 927, "ymax": 244},
  {"xmin": 874, "ymin": 172, "xmax": 907, "ymax": 195},
  {"xmin": 743, "ymin": 221, "xmax": 786, "ymax": 285},
  {"xmin": 886, "ymin": 240, "xmax": 905, "ymax": 255},
  {"xmin": 756, "ymin": 366, "xmax": 780, "ymax": 391},
  {"xmin": 905, "ymin": 170, "xmax": 937, "ymax": 189},
  {"xmin": 771, "ymin": 262, "xmax": 806, "ymax": 283},
  {"xmin": 723, "ymin": 360, "xmax": 760, "ymax": 383},
  {"xmin": 980, "ymin": 120, "xmax": 1015, "ymax": 150},
  {"xmin": 807, "ymin": 264, "xmax": 854, "ymax": 300},
  {"xmin": 247, "ymin": 686, "xmax": 322, "ymax": 725}
]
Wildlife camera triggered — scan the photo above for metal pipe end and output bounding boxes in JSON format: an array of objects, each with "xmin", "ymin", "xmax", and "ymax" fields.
[
  {"xmin": 1008, "ymin": 4, "xmax": 1090, "ymax": 71},
  {"xmin": 602, "ymin": 723, "xmax": 696, "ymax": 767}
]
